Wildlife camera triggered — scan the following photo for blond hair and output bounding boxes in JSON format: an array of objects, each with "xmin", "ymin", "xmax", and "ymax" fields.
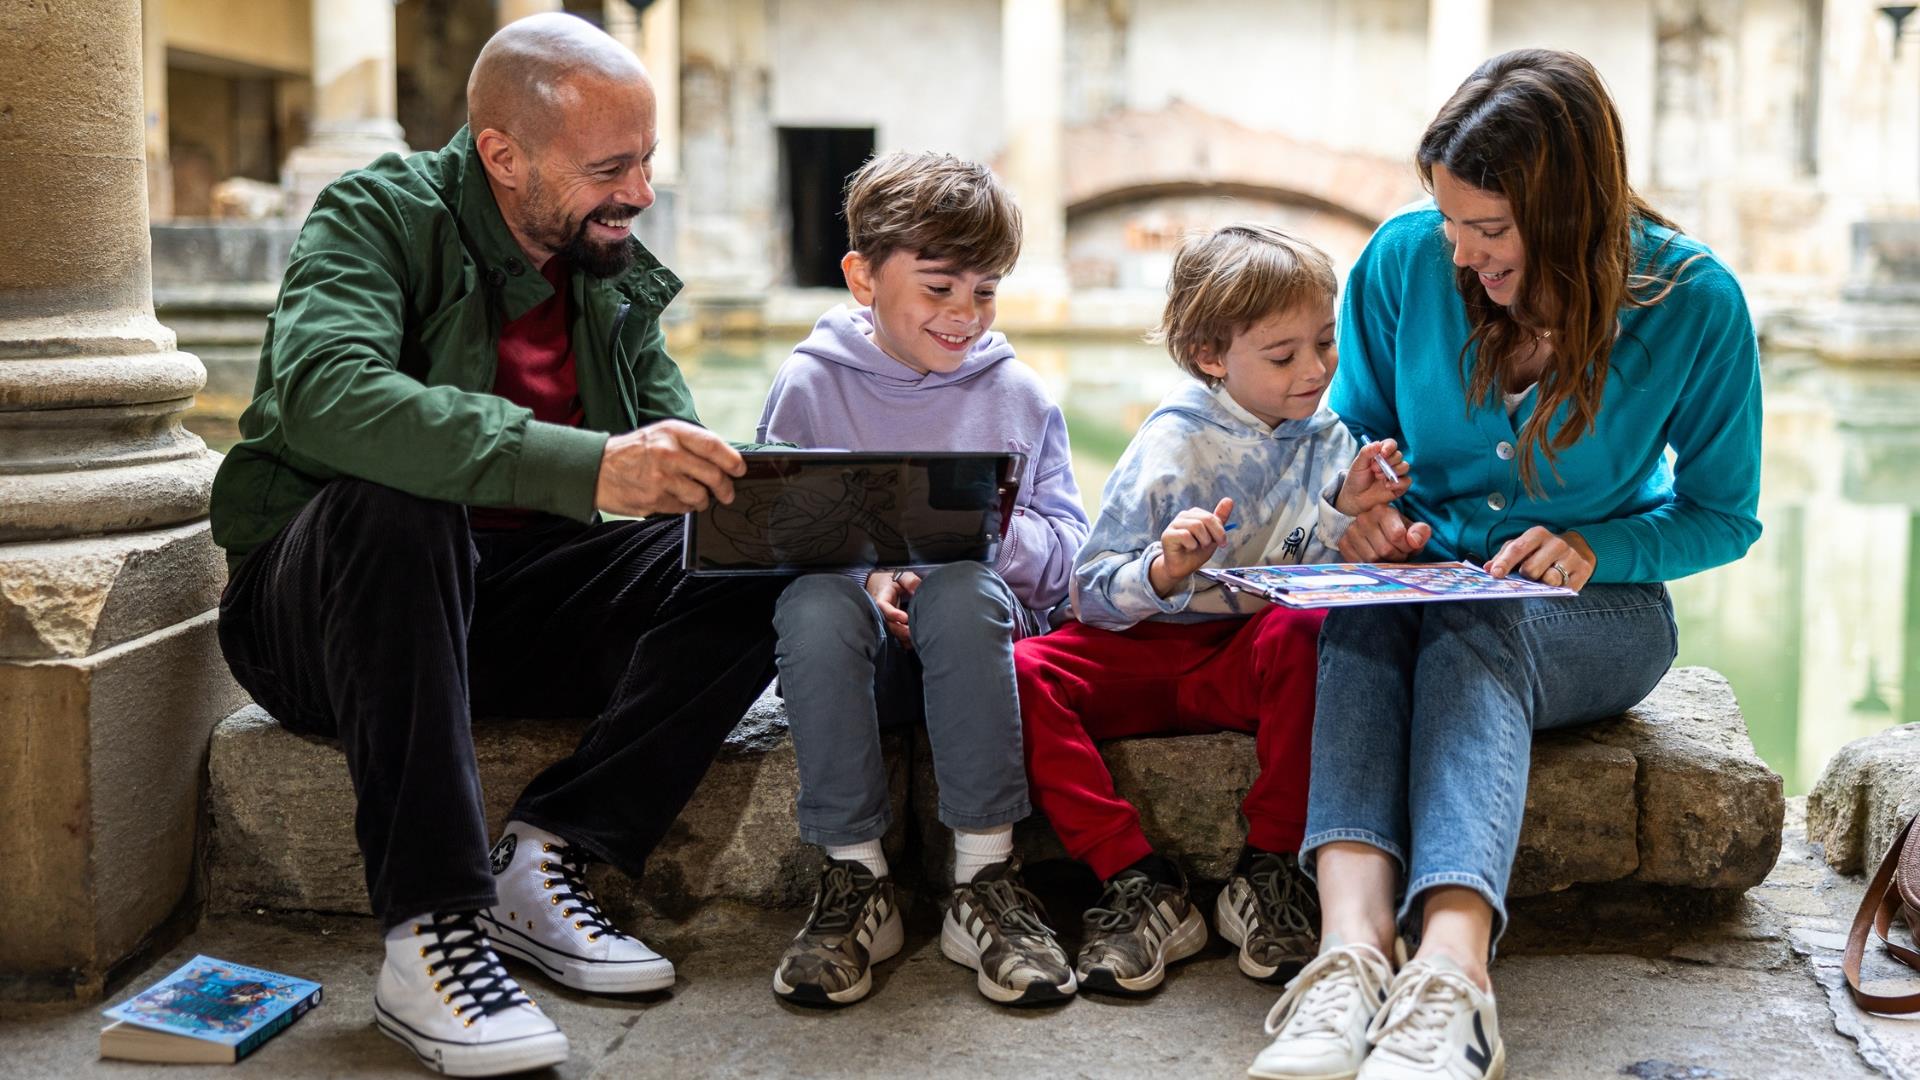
[
  {"xmin": 843, "ymin": 151, "xmax": 1023, "ymax": 275},
  {"xmin": 1153, "ymin": 224, "xmax": 1338, "ymax": 382}
]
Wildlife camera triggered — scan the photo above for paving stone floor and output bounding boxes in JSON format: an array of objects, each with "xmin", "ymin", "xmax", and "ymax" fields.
[{"xmin": 4, "ymin": 800, "xmax": 1915, "ymax": 1080}]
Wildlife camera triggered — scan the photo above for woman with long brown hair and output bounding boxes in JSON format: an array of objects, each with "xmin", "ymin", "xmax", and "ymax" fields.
[{"xmin": 1249, "ymin": 49, "xmax": 1762, "ymax": 1080}]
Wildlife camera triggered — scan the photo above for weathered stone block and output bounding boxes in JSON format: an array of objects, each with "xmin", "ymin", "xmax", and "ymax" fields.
[
  {"xmin": 208, "ymin": 687, "xmax": 909, "ymax": 921},
  {"xmin": 1591, "ymin": 667, "xmax": 1785, "ymax": 890},
  {"xmin": 0, "ymin": 522, "xmax": 226, "ymax": 660},
  {"xmin": 1510, "ymin": 733, "xmax": 1640, "ymax": 895},
  {"xmin": 1807, "ymin": 723, "xmax": 1920, "ymax": 874},
  {"xmin": 0, "ymin": 610, "xmax": 245, "ymax": 1000}
]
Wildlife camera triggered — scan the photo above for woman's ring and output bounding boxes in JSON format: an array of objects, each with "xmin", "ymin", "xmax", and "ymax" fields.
[{"xmin": 1549, "ymin": 562, "xmax": 1570, "ymax": 586}]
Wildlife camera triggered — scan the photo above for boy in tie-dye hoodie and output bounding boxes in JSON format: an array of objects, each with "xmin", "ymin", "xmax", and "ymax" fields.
[{"xmin": 1014, "ymin": 224, "xmax": 1407, "ymax": 996}]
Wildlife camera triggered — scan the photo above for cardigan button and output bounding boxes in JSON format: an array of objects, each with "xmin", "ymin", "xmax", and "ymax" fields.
[
  {"xmin": 1487, "ymin": 492, "xmax": 1506, "ymax": 511},
  {"xmin": 1496, "ymin": 441, "xmax": 1514, "ymax": 460},
  {"xmin": 486, "ymin": 268, "xmax": 506, "ymax": 288},
  {"xmin": 505, "ymin": 258, "xmax": 526, "ymax": 276}
]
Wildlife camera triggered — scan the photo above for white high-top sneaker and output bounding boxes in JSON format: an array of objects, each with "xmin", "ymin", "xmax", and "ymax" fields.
[
  {"xmin": 1358, "ymin": 956, "xmax": 1505, "ymax": 1080},
  {"xmin": 1248, "ymin": 941, "xmax": 1395, "ymax": 1080},
  {"xmin": 478, "ymin": 821, "xmax": 675, "ymax": 993},
  {"xmin": 374, "ymin": 911, "xmax": 569, "ymax": 1077}
]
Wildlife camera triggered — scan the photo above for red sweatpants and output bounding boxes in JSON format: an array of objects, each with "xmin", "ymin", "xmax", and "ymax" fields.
[{"xmin": 1014, "ymin": 606, "xmax": 1326, "ymax": 880}]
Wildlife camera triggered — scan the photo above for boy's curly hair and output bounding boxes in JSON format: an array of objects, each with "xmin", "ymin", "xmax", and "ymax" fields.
[
  {"xmin": 1152, "ymin": 224, "xmax": 1337, "ymax": 382},
  {"xmin": 843, "ymin": 151, "xmax": 1023, "ymax": 276}
]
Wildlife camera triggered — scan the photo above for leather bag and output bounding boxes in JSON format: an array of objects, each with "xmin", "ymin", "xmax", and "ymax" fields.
[{"xmin": 1845, "ymin": 813, "xmax": 1920, "ymax": 1014}]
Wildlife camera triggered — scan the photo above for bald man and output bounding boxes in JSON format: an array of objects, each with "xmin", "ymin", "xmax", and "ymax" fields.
[{"xmin": 210, "ymin": 15, "xmax": 786, "ymax": 1075}]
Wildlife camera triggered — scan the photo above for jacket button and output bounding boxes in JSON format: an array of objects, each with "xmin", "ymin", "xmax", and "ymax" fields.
[
  {"xmin": 506, "ymin": 258, "xmax": 525, "ymax": 276},
  {"xmin": 486, "ymin": 268, "xmax": 506, "ymax": 288},
  {"xmin": 1487, "ymin": 492, "xmax": 1506, "ymax": 511},
  {"xmin": 1496, "ymin": 441, "xmax": 1514, "ymax": 460}
]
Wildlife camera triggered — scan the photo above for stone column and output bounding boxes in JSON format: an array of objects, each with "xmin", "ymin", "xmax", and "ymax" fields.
[
  {"xmin": 607, "ymin": 0, "xmax": 681, "ymax": 184},
  {"xmin": 1426, "ymin": 0, "xmax": 1492, "ymax": 111},
  {"xmin": 999, "ymin": 0, "xmax": 1070, "ymax": 327},
  {"xmin": 499, "ymin": 0, "xmax": 563, "ymax": 27},
  {"xmin": 142, "ymin": 0, "xmax": 172, "ymax": 221},
  {"xmin": 0, "ymin": 0, "xmax": 244, "ymax": 1001},
  {"xmin": 281, "ymin": 0, "xmax": 410, "ymax": 221}
]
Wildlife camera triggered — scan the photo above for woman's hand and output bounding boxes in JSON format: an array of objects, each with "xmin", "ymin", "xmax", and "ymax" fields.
[
  {"xmin": 865, "ymin": 570, "xmax": 922, "ymax": 648},
  {"xmin": 1485, "ymin": 527, "xmax": 1596, "ymax": 591},
  {"xmin": 1340, "ymin": 505, "xmax": 1432, "ymax": 563},
  {"xmin": 1149, "ymin": 497, "xmax": 1234, "ymax": 597},
  {"xmin": 1334, "ymin": 439, "xmax": 1411, "ymax": 516}
]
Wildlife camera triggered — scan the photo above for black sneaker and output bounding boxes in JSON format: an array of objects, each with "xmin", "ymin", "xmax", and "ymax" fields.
[
  {"xmin": 771, "ymin": 859, "xmax": 902, "ymax": 1006},
  {"xmin": 1075, "ymin": 860, "xmax": 1208, "ymax": 995},
  {"xmin": 940, "ymin": 859, "xmax": 1077, "ymax": 1006},
  {"xmin": 1215, "ymin": 849, "xmax": 1320, "ymax": 982}
]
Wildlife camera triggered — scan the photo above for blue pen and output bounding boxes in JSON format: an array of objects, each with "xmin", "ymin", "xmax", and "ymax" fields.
[{"xmin": 1223, "ymin": 522, "xmax": 1240, "ymax": 532}]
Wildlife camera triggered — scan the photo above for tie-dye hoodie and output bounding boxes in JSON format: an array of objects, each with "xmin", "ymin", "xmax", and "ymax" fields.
[{"xmin": 1072, "ymin": 379, "xmax": 1359, "ymax": 630}]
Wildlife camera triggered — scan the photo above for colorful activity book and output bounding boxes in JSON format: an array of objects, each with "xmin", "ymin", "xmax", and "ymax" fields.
[
  {"xmin": 1199, "ymin": 561, "xmax": 1576, "ymax": 609},
  {"xmin": 99, "ymin": 955, "xmax": 322, "ymax": 1064}
]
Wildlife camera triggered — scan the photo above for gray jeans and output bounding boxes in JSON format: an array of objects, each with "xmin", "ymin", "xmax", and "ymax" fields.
[{"xmin": 772, "ymin": 561, "xmax": 1033, "ymax": 847}]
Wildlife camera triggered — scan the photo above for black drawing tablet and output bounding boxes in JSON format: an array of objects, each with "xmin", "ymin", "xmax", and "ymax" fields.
[{"xmin": 682, "ymin": 451, "xmax": 1025, "ymax": 575}]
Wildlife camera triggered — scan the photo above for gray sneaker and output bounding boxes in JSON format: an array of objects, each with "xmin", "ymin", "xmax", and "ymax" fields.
[
  {"xmin": 771, "ymin": 859, "xmax": 902, "ymax": 1006},
  {"xmin": 1216, "ymin": 850, "xmax": 1320, "ymax": 982},
  {"xmin": 940, "ymin": 859, "xmax": 1077, "ymax": 1006},
  {"xmin": 1076, "ymin": 864, "xmax": 1208, "ymax": 995}
]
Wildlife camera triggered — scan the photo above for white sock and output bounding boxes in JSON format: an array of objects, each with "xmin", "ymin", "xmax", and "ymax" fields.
[
  {"xmin": 952, "ymin": 825, "xmax": 1014, "ymax": 884},
  {"xmin": 825, "ymin": 838, "xmax": 888, "ymax": 878}
]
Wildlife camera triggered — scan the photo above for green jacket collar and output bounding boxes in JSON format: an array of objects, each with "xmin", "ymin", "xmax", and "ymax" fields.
[{"xmin": 448, "ymin": 125, "xmax": 682, "ymax": 322}]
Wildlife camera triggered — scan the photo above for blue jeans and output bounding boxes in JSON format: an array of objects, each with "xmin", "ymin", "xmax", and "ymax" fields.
[
  {"xmin": 772, "ymin": 561, "xmax": 1032, "ymax": 847},
  {"xmin": 1301, "ymin": 583, "xmax": 1678, "ymax": 944}
]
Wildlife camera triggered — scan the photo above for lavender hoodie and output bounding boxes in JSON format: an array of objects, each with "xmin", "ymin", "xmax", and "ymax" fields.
[{"xmin": 756, "ymin": 305, "xmax": 1090, "ymax": 631}]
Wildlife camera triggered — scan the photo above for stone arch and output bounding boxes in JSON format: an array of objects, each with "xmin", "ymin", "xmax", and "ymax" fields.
[{"xmin": 1062, "ymin": 101, "xmax": 1420, "ymax": 230}]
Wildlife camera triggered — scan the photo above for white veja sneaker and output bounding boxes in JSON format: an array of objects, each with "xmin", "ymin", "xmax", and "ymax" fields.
[
  {"xmin": 1248, "ymin": 942, "xmax": 1395, "ymax": 1080},
  {"xmin": 1357, "ymin": 956, "xmax": 1505, "ymax": 1080},
  {"xmin": 478, "ymin": 821, "xmax": 675, "ymax": 993},
  {"xmin": 374, "ymin": 911, "xmax": 570, "ymax": 1077}
]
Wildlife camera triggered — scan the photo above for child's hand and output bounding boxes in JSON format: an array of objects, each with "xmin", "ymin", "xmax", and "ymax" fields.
[
  {"xmin": 1335, "ymin": 439, "xmax": 1410, "ymax": 516},
  {"xmin": 866, "ymin": 570, "xmax": 916, "ymax": 648},
  {"xmin": 1148, "ymin": 497, "xmax": 1234, "ymax": 598}
]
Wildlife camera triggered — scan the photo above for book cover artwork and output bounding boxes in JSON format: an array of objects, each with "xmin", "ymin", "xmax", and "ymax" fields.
[
  {"xmin": 1200, "ymin": 561, "xmax": 1576, "ymax": 609},
  {"xmin": 103, "ymin": 955, "xmax": 321, "ymax": 1048}
]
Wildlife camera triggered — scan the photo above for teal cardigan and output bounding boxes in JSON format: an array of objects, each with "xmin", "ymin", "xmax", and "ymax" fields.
[{"xmin": 1330, "ymin": 202, "xmax": 1763, "ymax": 583}]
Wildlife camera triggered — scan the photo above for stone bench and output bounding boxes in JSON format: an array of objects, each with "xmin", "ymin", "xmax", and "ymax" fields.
[{"xmin": 208, "ymin": 666, "xmax": 1783, "ymax": 925}]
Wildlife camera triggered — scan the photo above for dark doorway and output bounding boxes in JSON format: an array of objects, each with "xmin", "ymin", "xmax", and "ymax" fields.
[{"xmin": 780, "ymin": 126, "xmax": 876, "ymax": 288}]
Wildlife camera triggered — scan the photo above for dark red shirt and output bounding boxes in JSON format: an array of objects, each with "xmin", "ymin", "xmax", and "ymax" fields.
[{"xmin": 470, "ymin": 255, "xmax": 585, "ymax": 530}]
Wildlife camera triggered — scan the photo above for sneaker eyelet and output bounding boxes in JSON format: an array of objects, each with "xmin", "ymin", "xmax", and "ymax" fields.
[
  {"xmin": 543, "ymin": 881, "xmax": 554, "ymax": 889},
  {"xmin": 443, "ymin": 994, "xmax": 454, "ymax": 1004},
  {"xmin": 417, "ymin": 947, "xmax": 428, "ymax": 958},
  {"xmin": 508, "ymin": 911, "xmax": 516, "ymax": 921},
  {"xmin": 550, "ymin": 896, "xmax": 561, "ymax": 905},
  {"xmin": 588, "ymin": 932, "xmax": 601, "ymax": 942},
  {"xmin": 412, "ymin": 924, "xmax": 423, "ymax": 935},
  {"xmin": 573, "ymin": 920, "xmax": 586, "ymax": 929},
  {"xmin": 450, "ymin": 1006, "xmax": 462, "ymax": 1017},
  {"xmin": 542, "ymin": 843, "xmax": 554, "ymax": 852},
  {"xmin": 540, "ymin": 862, "xmax": 552, "ymax": 873},
  {"xmin": 432, "ymin": 981, "xmax": 442, "ymax": 992},
  {"xmin": 464, "ymin": 1018, "xmax": 475, "ymax": 1028}
]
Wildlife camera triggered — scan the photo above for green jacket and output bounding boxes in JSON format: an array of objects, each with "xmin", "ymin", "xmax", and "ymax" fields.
[{"xmin": 209, "ymin": 127, "xmax": 700, "ymax": 559}]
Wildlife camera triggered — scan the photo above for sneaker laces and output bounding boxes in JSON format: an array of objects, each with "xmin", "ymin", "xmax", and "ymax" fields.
[
  {"xmin": 972, "ymin": 877, "xmax": 1054, "ymax": 939},
  {"xmin": 1365, "ymin": 961, "xmax": 1480, "ymax": 1065},
  {"xmin": 805, "ymin": 862, "xmax": 870, "ymax": 936},
  {"xmin": 420, "ymin": 912, "xmax": 531, "ymax": 1023},
  {"xmin": 537, "ymin": 841, "xmax": 628, "ymax": 943},
  {"xmin": 1084, "ymin": 873, "xmax": 1156, "ymax": 934},
  {"xmin": 1263, "ymin": 944, "xmax": 1389, "ymax": 1038},
  {"xmin": 1250, "ymin": 853, "xmax": 1318, "ymax": 937}
]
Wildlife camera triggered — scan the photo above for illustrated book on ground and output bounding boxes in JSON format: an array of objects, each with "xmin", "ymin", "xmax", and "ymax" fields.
[
  {"xmin": 1199, "ymin": 560, "xmax": 1577, "ymax": 609},
  {"xmin": 99, "ymin": 955, "xmax": 323, "ymax": 1064},
  {"xmin": 683, "ymin": 450, "xmax": 1024, "ymax": 574}
]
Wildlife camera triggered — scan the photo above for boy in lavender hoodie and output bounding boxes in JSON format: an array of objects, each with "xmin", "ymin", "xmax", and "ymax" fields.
[{"xmin": 756, "ymin": 151, "xmax": 1090, "ymax": 1008}]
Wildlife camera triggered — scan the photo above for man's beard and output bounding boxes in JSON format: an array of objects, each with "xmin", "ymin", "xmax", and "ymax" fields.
[{"xmin": 522, "ymin": 170, "xmax": 642, "ymax": 279}]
